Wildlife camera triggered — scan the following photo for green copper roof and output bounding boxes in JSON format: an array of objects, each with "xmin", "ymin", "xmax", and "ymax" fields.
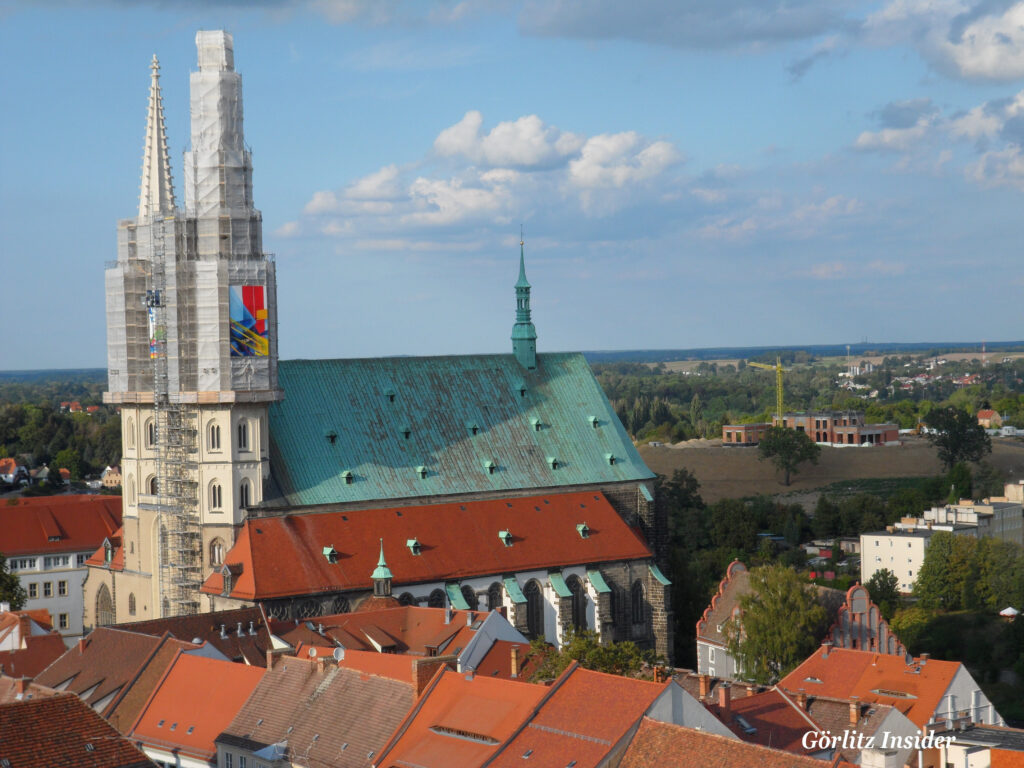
[
  {"xmin": 515, "ymin": 241, "xmax": 531, "ymax": 289},
  {"xmin": 267, "ymin": 353, "xmax": 654, "ymax": 507},
  {"xmin": 587, "ymin": 569, "xmax": 611, "ymax": 593},
  {"xmin": 446, "ymin": 583, "xmax": 471, "ymax": 610},
  {"xmin": 549, "ymin": 571, "xmax": 571, "ymax": 598},
  {"xmin": 649, "ymin": 563, "xmax": 672, "ymax": 586},
  {"xmin": 504, "ymin": 577, "xmax": 527, "ymax": 604},
  {"xmin": 371, "ymin": 539, "xmax": 392, "ymax": 580}
]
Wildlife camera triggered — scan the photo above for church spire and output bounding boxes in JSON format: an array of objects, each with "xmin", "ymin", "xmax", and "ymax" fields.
[
  {"xmin": 511, "ymin": 234, "xmax": 537, "ymax": 370},
  {"xmin": 138, "ymin": 55, "xmax": 176, "ymax": 220},
  {"xmin": 372, "ymin": 539, "xmax": 393, "ymax": 597}
]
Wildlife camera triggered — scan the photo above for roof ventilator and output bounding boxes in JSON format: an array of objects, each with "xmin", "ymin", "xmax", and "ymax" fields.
[
  {"xmin": 531, "ymin": 417, "xmax": 542, "ymax": 432},
  {"xmin": 605, "ymin": 453, "xmax": 616, "ymax": 466},
  {"xmin": 483, "ymin": 460, "xmax": 496, "ymax": 476},
  {"xmin": 576, "ymin": 523, "xmax": 590, "ymax": 539},
  {"xmin": 322, "ymin": 546, "xmax": 339, "ymax": 564},
  {"xmin": 407, "ymin": 538, "xmax": 422, "ymax": 556},
  {"xmin": 415, "ymin": 466, "xmax": 428, "ymax": 480},
  {"xmin": 499, "ymin": 530, "xmax": 513, "ymax": 547},
  {"xmin": 589, "ymin": 416, "xmax": 599, "ymax": 428},
  {"xmin": 547, "ymin": 456, "xmax": 559, "ymax": 470},
  {"xmin": 341, "ymin": 470, "xmax": 353, "ymax": 485},
  {"xmin": 325, "ymin": 430, "xmax": 337, "ymax": 445}
]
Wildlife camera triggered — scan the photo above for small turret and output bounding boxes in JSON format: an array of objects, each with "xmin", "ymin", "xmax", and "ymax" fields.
[
  {"xmin": 511, "ymin": 237, "xmax": 537, "ymax": 370},
  {"xmin": 372, "ymin": 539, "xmax": 393, "ymax": 598}
]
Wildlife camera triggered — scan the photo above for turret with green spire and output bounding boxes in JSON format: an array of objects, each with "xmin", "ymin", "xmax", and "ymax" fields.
[
  {"xmin": 372, "ymin": 538, "xmax": 393, "ymax": 597},
  {"xmin": 511, "ymin": 235, "xmax": 537, "ymax": 370}
]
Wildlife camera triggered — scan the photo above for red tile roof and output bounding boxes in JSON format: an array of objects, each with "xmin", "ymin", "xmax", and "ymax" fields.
[
  {"xmin": 0, "ymin": 692, "xmax": 153, "ymax": 767},
  {"xmin": 489, "ymin": 666, "xmax": 667, "ymax": 767},
  {"xmin": 128, "ymin": 651, "xmax": 265, "ymax": 761},
  {"xmin": 474, "ymin": 639, "xmax": 537, "ymax": 680},
  {"xmin": 0, "ymin": 495, "xmax": 121, "ymax": 556},
  {"xmin": 203, "ymin": 491, "xmax": 652, "ymax": 600},
  {"xmin": 0, "ymin": 633, "xmax": 68, "ymax": 678},
  {"xmin": 0, "ymin": 673, "xmax": 59, "ymax": 704},
  {"xmin": 218, "ymin": 656, "xmax": 414, "ymax": 767},
  {"xmin": 778, "ymin": 647, "xmax": 960, "ymax": 727},
  {"xmin": 978, "ymin": 409, "xmax": 997, "ymax": 419},
  {"xmin": 0, "ymin": 458, "xmax": 19, "ymax": 475},
  {"xmin": 711, "ymin": 687, "xmax": 821, "ymax": 755},
  {"xmin": 375, "ymin": 665, "xmax": 549, "ymax": 767},
  {"xmin": 619, "ymin": 718, "xmax": 845, "ymax": 768}
]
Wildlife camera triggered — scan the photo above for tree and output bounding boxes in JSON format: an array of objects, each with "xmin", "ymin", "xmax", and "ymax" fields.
[
  {"xmin": 865, "ymin": 568, "xmax": 900, "ymax": 619},
  {"xmin": 724, "ymin": 565, "xmax": 827, "ymax": 684},
  {"xmin": 54, "ymin": 447, "xmax": 83, "ymax": 481},
  {"xmin": 527, "ymin": 629, "xmax": 658, "ymax": 681},
  {"xmin": 924, "ymin": 406, "xmax": 991, "ymax": 471},
  {"xmin": 0, "ymin": 554, "xmax": 27, "ymax": 610},
  {"xmin": 758, "ymin": 426, "xmax": 820, "ymax": 486}
]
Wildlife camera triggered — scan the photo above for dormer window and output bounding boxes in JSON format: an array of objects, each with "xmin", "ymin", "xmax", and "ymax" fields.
[
  {"xmin": 576, "ymin": 522, "xmax": 590, "ymax": 539},
  {"xmin": 547, "ymin": 456, "xmax": 559, "ymax": 470},
  {"xmin": 516, "ymin": 384, "xmax": 527, "ymax": 398},
  {"xmin": 415, "ymin": 466, "xmax": 428, "ymax": 479},
  {"xmin": 385, "ymin": 389, "xmax": 396, "ymax": 403},
  {"xmin": 401, "ymin": 426, "xmax": 411, "ymax": 440},
  {"xmin": 325, "ymin": 430, "xmax": 338, "ymax": 445},
  {"xmin": 467, "ymin": 422, "xmax": 480, "ymax": 436},
  {"xmin": 605, "ymin": 453, "xmax": 616, "ymax": 465},
  {"xmin": 530, "ymin": 417, "xmax": 542, "ymax": 432},
  {"xmin": 407, "ymin": 538, "xmax": 422, "ymax": 556},
  {"xmin": 589, "ymin": 416, "xmax": 600, "ymax": 428},
  {"xmin": 103, "ymin": 539, "xmax": 113, "ymax": 565},
  {"xmin": 498, "ymin": 530, "xmax": 513, "ymax": 547},
  {"xmin": 341, "ymin": 470, "xmax": 354, "ymax": 485},
  {"xmin": 322, "ymin": 546, "xmax": 339, "ymax": 564},
  {"xmin": 483, "ymin": 460, "xmax": 496, "ymax": 476}
]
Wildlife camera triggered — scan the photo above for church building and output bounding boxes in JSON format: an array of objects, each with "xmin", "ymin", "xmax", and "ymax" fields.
[{"xmin": 85, "ymin": 31, "xmax": 673, "ymax": 660}]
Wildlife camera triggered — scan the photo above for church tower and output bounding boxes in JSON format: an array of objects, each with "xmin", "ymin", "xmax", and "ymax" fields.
[
  {"xmin": 89, "ymin": 31, "xmax": 281, "ymax": 626},
  {"xmin": 511, "ymin": 238, "xmax": 537, "ymax": 369}
]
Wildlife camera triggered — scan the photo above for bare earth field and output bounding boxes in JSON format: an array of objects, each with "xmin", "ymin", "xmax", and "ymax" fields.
[{"xmin": 637, "ymin": 436, "xmax": 1024, "ymax": 504}]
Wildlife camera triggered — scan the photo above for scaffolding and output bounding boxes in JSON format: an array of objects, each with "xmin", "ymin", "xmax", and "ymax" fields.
[{"xmin": 140, "ymin": 215, "xmax": 201, "ymax": 617}]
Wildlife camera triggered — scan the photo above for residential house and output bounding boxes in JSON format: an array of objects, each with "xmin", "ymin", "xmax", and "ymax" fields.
[
  {"xmin": 978, "ymin": 409, "xmax": 1003, "ymax": 428},
  {"xmin": 0, "ymin": 457, "xmax": 29, "ymax": 485},
  {"xmin": 0, "ymin": 604, "xmax": 68, "ymax": 677},
  {"xmin": 0, "ymin": 495, "xmax": 122, "ymax": 643},
  {"xmin": 828, "ymin": 584, "xmax": 908, "ymax": 658},
  {"xmin": 102, "ymin": 465, "xmax": 122, "ymax": 489},
  {"xmin": 0, "ymin": 673, "xmax": 59, "ymax": 704}
]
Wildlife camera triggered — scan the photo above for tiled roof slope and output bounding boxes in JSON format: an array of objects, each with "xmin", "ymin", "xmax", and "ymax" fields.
[
  {"xmin": 0, "ymin": 633, "xmax": 67, "ymax": 677},
  {"xmin": 805, "ymin": 696, "xmax": 894, "ymax": 763},
  {"xmin": 711, "ymin": 687, "xmax": 821, "ymax": 755},
  {"xmin": 267, "ymin": 354, "xmax": 653, "ymax": 507},
  {"xmin": 112, "ymin": 607, "xmax": 272, "ymax": 666},
  {"xmin": 0, "ymin": 693, "xmax": 154, "ymax": 768},
  {"xmin": 84, "ymin": 526, "xmax": 124, "ymax": 571},
  {"xmin": 218, "ymin": 656, "xmax": 415, "ymax": 768},
  {"xmin": 375, "ymin": 665, "xmax": 548, "ymax": 767},
  {"xmin": 0, "ymin": 674, "xmax": 59, "ymax": 704},
  {"xmin": 488, "ymin": 666, "xmax": 666, "ymax": 767},
  {"xmin": 128, "ymin": 652, "xmax": 265, "ymax": 762},
  {"xmin": 0, "ymin": 495, "xmax": 121, "ymax": 556},
  {"xmin": 204, "ymin": 491, "xmax": 652, "ymax": 600},
  {"xmin": 778, "ymin": 647, "xmax": 959, "ymax": 727},
  {"xmin": 619, "ymin": 718, "xmax": 847, "ymax": 768}
]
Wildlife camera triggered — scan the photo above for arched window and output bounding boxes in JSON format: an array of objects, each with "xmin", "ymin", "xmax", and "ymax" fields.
[
  {"xmin": 330, "ymin": 596, "xmax": 350, "ymax": 615},
  {"xmin": 297, "ymin": 599, "xmax": 321, "ymax": 619},
  {"xmin": 208, "ymin": 422, "xmax": 221, "ymax": 451},
  {"xmin": 398, "ymin": 592, "xmax": 416, "ymax": 606},
  {"xmin": 567, "ymin": 575, "xmax": 587, "ymax": 631},
  {"xmin": 237, "ymin": 420, "xmax": 249, "ymax": 451},
  {"xmin": 461, "ymin": 585, "xmax": 477, "ymax": 611},
  {"xmin": 161, "ymin": 598, "xmax": 170, "ymax": 618},
  {"xmin": 487, "ymin": 582, "xmax": 503, "ymax": 611},
  {"xmin": 210, "ymin": 482, "xmax": 223, "ymax": 511},
  {"xmin": 126, "ymin": 418, "xmax": 136, "ymax": 449},
  {"xmin": 127, "ymin": 476, "xmax": 136, "ymax": 506},
  {"xmin": 128, "ymin": 593, "xmax": 136, "ymax": 616},
  {"xmin": 146, "ymin": 419, "xmax": 156, "ymax": 448},
  {"xmin": 524, "ymin": 580, "xmax": 544, "ymax": 639},
  {"xmin": 427, "ymin": 589, "xmax": 445, "ymax": 608},
  {"xmin": 148, "ymin": 476, "xmax": 158, "ymax": 496},
  {"xmin": 239, "ymin": 479, "xmax": 251, "ymax": 509},
  {"xmin": 209, "ymin": 538, "xmax": 225, "ymax": 567},
  {"xmin": 631, "ymin": 580, "xmax": 646, "ymax": 625},
  {"xmin": 96, "ymin": 584, "xmax": 114, "ymax": 627}
]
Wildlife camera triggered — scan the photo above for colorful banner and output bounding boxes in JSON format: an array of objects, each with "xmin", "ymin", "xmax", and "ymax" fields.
[
  {"xmin": 147, "ymin": 307, "xmax": 165, "ymax": 359},
  {"xmin": 230, "ymin": 285, "xmax": 269, "ymax": 357}
]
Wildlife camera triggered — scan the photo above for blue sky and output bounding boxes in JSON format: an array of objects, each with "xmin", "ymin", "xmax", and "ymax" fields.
[{"xmin": 1, "ymin": 0, "xmax": 1023, "ymax": 370}]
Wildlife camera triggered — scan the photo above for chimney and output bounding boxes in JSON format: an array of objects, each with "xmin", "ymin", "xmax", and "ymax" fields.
[
  {"xmin": 796, "ymin": 689, "xmax": 807, "ymax": 710},
  {"xmin": 220, "ymin": 624, "xmax": 227, "ymax": 639},
  {"xmin": 78, "ymin": 638, "xmax": 87, "ymax": 654},
  {"xmin": 317, "ymin": 623, "xmax": 324, "ymax": 635},
  {"xmin": 746, "ymin": 684, "xmax": 756, "ymax": 698},
  {"xmin": 698, "ymin": 674, "xmax": 710, "ymax": 699},
  {"xmin": 248, "ymin": 620, "xmax": 256, "ymax": 636},
  {"xmin": 821, "ymin": 641, "xmax": 832, "ymax": 659},
  {"xmin": 466, "ymin": 611, "xmax": 474, "ymax": 627},
  {"xmin": 265, "ymin": 649, "xmax": 274, "ymax": 668},
  {"xmin": 920, "ymin": 653, "xmax": 929, "ymax": 664},
  {"xmin": 510, "ymin": 646, "xmax": 520, "ymax": 679},
  {"xmin": 445, "ymin": 605, "xmax": 452, "ymax": 625},
  {"xmin": 718, "ymin": 682, "xmax": 731, "ymax": 715},
  {"xmin": 15, "ymin": 677, "xmax": 30, "ymax": 694},
  {"xmin": 849, "ymin": 696, "xmax": 860, "ymax": 726},
  {"xmin": 237, "ymin": 621, "xmax": 243, "ymax": 636}
]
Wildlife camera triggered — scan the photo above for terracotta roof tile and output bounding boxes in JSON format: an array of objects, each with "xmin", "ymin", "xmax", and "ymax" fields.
[
  {"xmin": 128, "ymin": 652, "xmax": 265, "ymax": 761},
  {"xmin": 473, "ymin": 639, "xmax": 537, "ymax": 681},
  {"xmin": 0, "ymin": 673, "xmax": 59, "ymax": 704},
  {"xmin": 204, "ymin": 491, "xmax": 651, "ymax": 601},
  {"xmin": 218, "ymin": 656, "xmax": 414, "ymax": 767},
  {"xmin": 112, "ymin": 607, "xmax": 272, "ymax": 666},
  {"xmin": 711, "ymin": 687, "xmax": 821, "ymax": 755},
  {"xmin": 619, "ymin": 717, "xmax": 843, "ymax": 768},
  {"xmin": 0, "ymin": 633, "xmax": 68, "ymax": 677},
  {"xmin": 0, "ymin": 495, "xmax": 121, "ymax": 556},
  {"xmin": 0, "ymin": 693, "xmax": 153, "ymax": 768}
]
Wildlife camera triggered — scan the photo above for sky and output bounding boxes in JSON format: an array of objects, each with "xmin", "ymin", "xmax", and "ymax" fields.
[{"xmin": 1, "ymin": 0, "xmax": 1023, "ymax": 370}]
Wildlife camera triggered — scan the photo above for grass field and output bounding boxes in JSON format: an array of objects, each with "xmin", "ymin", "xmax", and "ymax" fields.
[{"xmin": 637, "ymin": 435, "xmax": 1024, "ymax": 504}]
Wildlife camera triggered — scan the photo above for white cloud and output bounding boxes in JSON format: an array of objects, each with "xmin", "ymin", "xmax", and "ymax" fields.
[
  {"xmin": 403, "ymin": 175, "xmax": 512, "ymax": 225},
  {"xmin": 435, "ymin": 110, "xmax": 584, "ymax": 168},
  {"xmin": 937, "ymin": 3, "xmax": 1024, "ymax": 80},
  {"xmin": 346, "ymin": 164, "xmax": 402, "ymax": 200},
  {"xmin": 949, "ymin": 104, "xmax": 1003, "ymax": 140},
  {"xmin": 967, "ymin": 146, "xmax": 1024, "ymax": 188}
]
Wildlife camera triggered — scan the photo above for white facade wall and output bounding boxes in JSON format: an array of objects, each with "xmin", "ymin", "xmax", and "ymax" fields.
[
  {"xmin": 11, "ymin": 553, "xmax": 93, "ymax": 646},
  {"xmin": 860, "ymin": 532, "xmax": 931, "ymax": 593},
  {"xmin": 933, "ymin": 666, "xmax": 1005, "ymax": 726}
]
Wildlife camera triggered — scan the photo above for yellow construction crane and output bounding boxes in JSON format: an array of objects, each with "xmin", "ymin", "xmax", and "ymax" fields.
[{"xmin": 748, "ymin": 356, "xmax": 789, "ymax": 423}]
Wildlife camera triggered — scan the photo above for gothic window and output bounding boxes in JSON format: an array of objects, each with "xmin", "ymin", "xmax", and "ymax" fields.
[
  {"xmin": 146, "ymin": 419, "xmax": 156, "ymax": 448},
  {"xmin": 148, "ymin": 476, "xmax": 158, "ymax": 496},
  {"xmin": 487, "ymin": 582, "xmax": 503, "ymax": 611},
  {"xmin": 524, "ymin": 580, "xmax": 544, "ymax": 639},
  {"xmin": 208, "ymin": 422, "xmax": 221, "ymax": 451},
  {"xmin": 461, "ymin": 585, "xmax": 478, "ymax": 611},
  {"xmin": 210, "ymin": 482, "xmax": 223, "ymax": 511},
  {"xmin": 96, "ymin": 584, "xmax": 114, "ymax": 627},
  {"xmin": 239, "ymin": 479, "xmax": 252, "ymax": 509},
  {"xmin": 631, "ymin": 580, "xmax": 646, "ymax": 625},
  {"xmin": 330, "ymin": 596, "xmax": 350, "ymax": 615},
  {"xmin": 159, "ymin": 525, "xmax": 169, "ymax": 566},
  {"xmin": 567, "ymin": 575, "xmax": 587, "ymax": 631},
  {"xmin": 209, "ymin": 538, "xmax": 225, "ymax": 567},
  {"xmin": 398, "ymin": 592, "xmax": 416, "ymax": 606},
  {"xmin": 237, "ymin": 420, "xmax": 249, "ymax": 451},
  {"xmin": 128, "ymin": 593, "xmax": 136, "ymax": 616},
  {"xmin": 161, "ymin": 598, "xmax": 169, "ymax": 618},
  {"xmin": 427, "ymin": 589, "xmax": 445, "ymax": 608},
  {"xmin": 126, "ymin": 418, "xmax": 136, "ymax": 449},
  {"xmin": 296, "ymin": 599, "xmax": 321, "ymax": 619}
]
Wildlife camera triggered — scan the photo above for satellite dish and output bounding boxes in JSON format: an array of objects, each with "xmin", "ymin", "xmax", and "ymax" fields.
[
  {"xmin": 308, "ymin": 647, "xmax": 317, "ymax": 658},
  {"xmin": 332, "ymin": 647, "xmax": 345, "ymax": 662}
]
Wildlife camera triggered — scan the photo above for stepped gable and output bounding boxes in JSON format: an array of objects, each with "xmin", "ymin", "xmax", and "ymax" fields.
[
  {"xmin": 695, "ymin": 560, "xmax": 748, "ymax": 648},
  {"xmin": 829, "ymin": 583, "xmax": 907, "ymax": 658},
  {"xmin": 266, "ymin": 353, "xmax": 654, "ymax": 508}
]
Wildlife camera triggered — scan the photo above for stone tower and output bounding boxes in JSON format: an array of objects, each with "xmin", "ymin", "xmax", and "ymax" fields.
[{"xmin": 88, "ymin": 31, "xmax": 282, "ymax": 627}]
